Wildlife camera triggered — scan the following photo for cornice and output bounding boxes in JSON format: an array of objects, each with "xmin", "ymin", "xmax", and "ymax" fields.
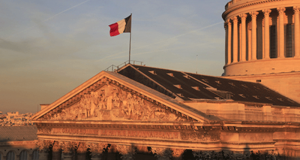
[{"xmin": 222, "ymin": 0, "xmax": 300, "ymax": 20}]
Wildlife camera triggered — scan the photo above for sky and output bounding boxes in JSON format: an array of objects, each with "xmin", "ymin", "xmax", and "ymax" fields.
[{"xmin": 0, "ymin": 0, "xmax": 227, "ymax": 113}]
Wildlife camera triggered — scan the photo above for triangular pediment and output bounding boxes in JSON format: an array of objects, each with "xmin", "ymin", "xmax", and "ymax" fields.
[
  {"xmin": 32, "ymin": 71, "xmax": 211, "ymax": 122},
  {"xmin": 46, "ymin": 83, "xmax": 188, "ymax": 122}
]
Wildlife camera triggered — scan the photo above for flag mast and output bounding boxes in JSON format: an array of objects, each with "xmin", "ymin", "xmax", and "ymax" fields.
[{"xmin": 129, "ymin": 13, "xmax": 132, "ymax": 64}]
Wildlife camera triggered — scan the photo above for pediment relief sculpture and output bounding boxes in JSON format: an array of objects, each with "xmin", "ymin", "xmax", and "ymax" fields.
[{"xmin": 46, "ymin": 83, "xmax": 188, "ymax": 122}]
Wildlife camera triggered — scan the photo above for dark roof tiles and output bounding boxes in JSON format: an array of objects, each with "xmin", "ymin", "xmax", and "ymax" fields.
[{"xmin": 117, "ymin": 64, "xmax": 300, "ymax": 107}]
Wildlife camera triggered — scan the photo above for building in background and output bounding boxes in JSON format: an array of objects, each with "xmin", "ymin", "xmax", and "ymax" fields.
[
  {"xmin": 0, "ymin": 126, "xmax": 38, "ymax": 160},
  {"xmin": 0, "ymin": 112, "xmax": 34, "ymax": 126}
]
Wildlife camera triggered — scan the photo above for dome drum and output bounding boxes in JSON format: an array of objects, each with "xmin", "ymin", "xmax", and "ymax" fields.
[{"xmin": 223, "ymin": 1, "xmax": 300, "ymax": 76}]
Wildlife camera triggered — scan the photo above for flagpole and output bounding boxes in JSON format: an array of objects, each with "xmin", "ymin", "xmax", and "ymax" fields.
[{"xmin": 129, "ymin": 13, "xmax": 132, "ymax": 64}]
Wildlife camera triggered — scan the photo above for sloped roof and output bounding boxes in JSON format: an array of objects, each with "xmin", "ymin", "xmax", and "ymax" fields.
[
  {"xmin": 117, "ymin": 64, "xmax": 300, "ymax": 107},
  {"xmin": 0, "ymin": 126, "xmax": 37, "ymax": 142}
]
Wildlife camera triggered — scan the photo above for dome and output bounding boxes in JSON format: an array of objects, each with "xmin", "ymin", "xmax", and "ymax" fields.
[{"xmin": 222, "ymin": 0, "xmax": 300, "ymax": 76}]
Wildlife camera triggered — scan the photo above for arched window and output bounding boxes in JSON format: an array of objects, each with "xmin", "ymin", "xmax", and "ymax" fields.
[
  {"xmin": 31, "ymin": 150, "xmax": 39, "ymax": 160},
  {"xmin": 6, "ymin": 151, "xmax": 15, "ymax": 160},
  {"xmin": 19, "ymin": 151, "xmax": 27, "ymax": 160}
]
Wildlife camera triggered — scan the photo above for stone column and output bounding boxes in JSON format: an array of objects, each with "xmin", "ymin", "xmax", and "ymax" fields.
[
  {"xmin": 52, "ymin": 141, "xmax": 62, "ymax": 160},
  {"xmin": 116, "ymin": 144, "xmax": 135, "ymax": 160},
  {"xmin": 294, "ymin": 7, "xmax": 300, "ymax": 58},
  {"xmin": 264, "ymin": 9, "xmax": 271, "ymax": 59},
  {"xmin": 248, "ymin": 24, "xmax": 252, "ymax": 60},
  {"xmin": 37, "ymin": 140, "xmax": 51, "ymax": 160},
  {"xmin": 172, "ymin": 149, "xmax": 184, "ymax": 160},
  {"xmin": 89, "ymin": 143, "xmax": 107, "ymax": 160},
  {"xmin": 233, "ymin": 16, "xmax": 239, "ymax": 63},
  {"xmin": 61, "ymin": 142, "xmax": 73, "ymax": 160},
  {"xmin": 227, "ymin": 19, "xmax": 232, "ymax": 64},
  {"xmin": 278, "ymin": 7, "xmax": 286, "ymax": 58},
  {"xmin": 251, "ymin": 11, "xmax": 259, "ymax": 60},
  {"xmin": 224, "ymin": 22, "xmax": 228, "ymax": 64},
  {"xmin": 240, "ymin": 13, "xmax": 247, "ymax": 61},
  {"xmin": 77, "ymin": 143, "xmax": 87, "ymax": 160},
  {"xmin": 152, "ymin": 147, "xmax": 172, "ymax": 160}
]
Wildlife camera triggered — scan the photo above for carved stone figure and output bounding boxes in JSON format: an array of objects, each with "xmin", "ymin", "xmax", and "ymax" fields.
[{"xmin": 49, "ymin": 84, "xmax": 185, "ymax": 122}]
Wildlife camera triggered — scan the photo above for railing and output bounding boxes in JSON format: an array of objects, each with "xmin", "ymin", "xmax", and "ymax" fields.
[{"xmin": 104, "ymin": 60, "xmax": 144, "ymax": 72}]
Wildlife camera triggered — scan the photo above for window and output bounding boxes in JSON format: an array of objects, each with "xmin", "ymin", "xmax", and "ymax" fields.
[
  {"xmin": 270, "ymin": 25, "xmax": 277, "ymax": 58},
  {"xmin": 32, "ymin": 150, "xmax": 39, "ymax": 160},
  {"xmin": 19, "ymin": 151, "xmax": 27, "ymax": 160},
  {"xmin": 285, "ymin": 24, "xmax": 295, "ymax": 57},
  {"xmin": 6, "ymin": 151, "xmax": 15, "ymax": 160}
]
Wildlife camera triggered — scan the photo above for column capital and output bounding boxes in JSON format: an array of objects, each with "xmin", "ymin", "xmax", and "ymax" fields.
[
  {"xmin": 239, "ymin": 13, "xmax": 247, "ymax": 20},
  {"xmin": 263, "ymin": 9, "xmax": 272, "ymax": 15},
  {"xmin": 36, "ymin": 140, "xmax": 52, "ymax": 151},
  {"xmin": 293, "ymin": 6, "xmax": 300, "ymax": 13},
  {"xmin": 88, "ymin": 142, "xmax": 107, "ymax": 158},
  {"xmin": 116, "ymin": 144, "xmax": 135, "ymax": 160},
  {"xmin": 224, "ymin": 22, "xmax": 227, "ymax": 29},
  {"xmin": 232, "ymin": 16, "xmax": 238, "ymax": 23},
  {"xmin": 250, "ymin": 11, "xmax": 259, "ymax": 17},
  {"xmin": 152, "ymin": 147, "xmax": 172, "ymax": 160},
  {"xmin": 52, "ymin": 141, "xmax": 61, "ymax": 152},
  {"xmin": 226, "ymin": 19, "xmax": 232, "ymax": 27},
  {"xmin": 277, "ymin": 7, "xmax": 286, "ymax": 13},
  {"xmin": 87, "ymin": 142, "xmax": 107, "ymax": 153},
  {"xmin": 60, "ymin": 141, "xmax": 73, "ymax": 154},
  {"xmin": 76, "ymin": 142, "xmax": 87, "ymax": 154},
  {"xmin": 172, "ymin": 148, "xmax": 184, "ymax": 158},
  {"xmin": 250, "ymin": 11, "xmax": 259, "ymax": 16}
]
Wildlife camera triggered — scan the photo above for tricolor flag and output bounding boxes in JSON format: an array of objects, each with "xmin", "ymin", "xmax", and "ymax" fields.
[{"xmin": 109, "ymin": 15, "xmax": 132, "ymax": 37}]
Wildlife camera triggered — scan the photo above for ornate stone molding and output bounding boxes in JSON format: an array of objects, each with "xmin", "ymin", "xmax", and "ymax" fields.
[{"xmin": 223, "ymin": 0, "xmax": 291, "ymax": 19}]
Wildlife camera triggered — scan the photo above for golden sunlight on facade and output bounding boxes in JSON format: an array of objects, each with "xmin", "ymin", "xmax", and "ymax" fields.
[
  {"xmin": 223, "ymin": 0, "xmax": 300, "ymax": 104},
  {"xmin": 25, "ymin": 0, "xmax": 300, "ymax": 160}
]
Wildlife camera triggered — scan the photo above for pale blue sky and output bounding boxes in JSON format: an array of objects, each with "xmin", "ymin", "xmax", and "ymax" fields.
[{"xmin": 0, "ymin": 0, "xmax": 227, "ymax": 113}]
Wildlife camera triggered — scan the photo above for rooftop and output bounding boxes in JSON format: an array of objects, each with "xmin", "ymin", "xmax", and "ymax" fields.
[
  {"xmin": 0, "ymin": 126, "xmax": 37, "ymax": 142},
  {"xmin": 117, "ymin": 64, "xmax": 300, "ymax": 107}
]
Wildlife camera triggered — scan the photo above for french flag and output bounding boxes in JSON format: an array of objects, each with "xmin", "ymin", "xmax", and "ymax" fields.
[{"xmin": 109, "ymin": 15, "xmax": 132, "ymax": 37}]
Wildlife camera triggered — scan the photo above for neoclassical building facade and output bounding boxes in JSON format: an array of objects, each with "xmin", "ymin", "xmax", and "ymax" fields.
[
  {"xmin": 31, "ymin": 0, "xmax": 300, "ymax": 160},
  {"xmin": 223, "ymin": 0, "xmax": 300, "ymax": 105}
]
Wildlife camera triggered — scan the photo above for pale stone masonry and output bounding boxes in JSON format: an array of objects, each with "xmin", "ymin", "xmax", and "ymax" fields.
[
  {"xmin": 27, "ymin": 0, "xmax": 300, "ymax": 159},
  {"xmin": 223, "ymin": 0, "xmax": 300, "ymax": 105}
]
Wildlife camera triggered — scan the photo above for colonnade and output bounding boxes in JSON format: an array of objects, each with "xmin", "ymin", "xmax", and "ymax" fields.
[
  {"xmin": 225, "ymin": 6, "xmax": 300, "ymax": 65},
  {"xmin": 38, "ymin": 141, "xmax": 186, "ymax": 160},
  {"xmin": 36, "ymin": 140, "xmax": 287, "ymax": 160}
]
